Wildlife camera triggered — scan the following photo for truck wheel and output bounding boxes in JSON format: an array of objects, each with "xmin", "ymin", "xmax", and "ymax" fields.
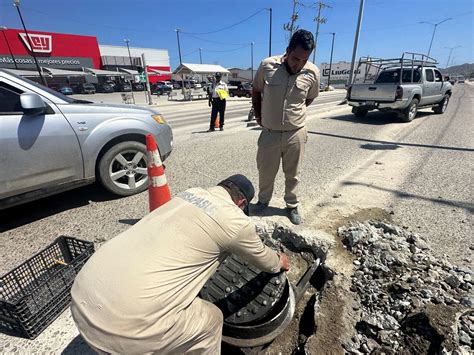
[
  {"xmin": 98, "ymin": 141, "xmax": 149, "ymax": 196},
  {"xmin": 352, "ymin": 107, "xmax": 368, "ymax": 118},
  {"xmin": 400, "ymin": 98, "xmax": 418, "ymax": 122},
  {"xmin": 433, "ymin": 94, "xmax": 449, "ymax": 114}
]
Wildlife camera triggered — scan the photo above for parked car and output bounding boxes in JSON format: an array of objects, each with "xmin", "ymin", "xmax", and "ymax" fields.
[
  {"xmin": 94, "ymin": 83, "xmax": 115, "ymax": 93},
  {"xmin": 0, "ymin": 68, "xmax": 173, "ymax": 209},
  {"xmin": 132, "ymin": 82, "xmax": 145, "ymax": 91},
  {"xmin": 79, "ymin": 83, "xmax": 96, "ymax": 94},
  {"xmin": 116, "ymin": 82, "xmax": 132, "ymax": 92},
  {"xmin": 347, "ymin": 52, "xmax": 452, "ymax": 122},
  {"xmin": 58, "ymin": 86, "xmax": 74, "ymax": 95},
  {"xmin": 152, "ymin": 82, "xmax": 172, "ymax": 95},
  {"xmin": 228, "ymin": 83, "xmax": 252, "ymax": 98}
]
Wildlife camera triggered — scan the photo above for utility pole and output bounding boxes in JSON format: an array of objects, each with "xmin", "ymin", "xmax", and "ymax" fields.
[
  {"xmin": 327, "ymin": 32, "xmax": 335, "ymax": 89},
  {"xmin": 251, "ymin": 42, "xmax": 254, "ymax": 82},
  {"xmin": 312, "ymin": 2, "xmax": 331, "ymax": 63},
  {"xmin": 267, "ymin": 7, "xmax": 272, "ymax": 57},
  {"xmin": 283, "ymin": 0, "xmax": 300, "ymax": 38},
  {"xmin": 13, "ymin": 0, "xmax": 46, "ymax": 85},
  {"xmin": 199, "ymin": 48, "xmax": 202, "ymax": 64},
  {"xmin": 445, "ymin": 46, "xmax": 461, "ymax": 69},
  {"xmin": 347, "ymin": 0, "xmax": 365, "ymax": 87},
  {"xmin": 124, "ymin": 38, "xmax": 136, "ymax": 104},
  {"xmin": 175, "ymin": 28, "xmax": 182, "ymax": 64},
  {"xmin": 141, "ymin": 53, "xmax": 153, "ymax": 105},
  {"xmin": 0, "ymin": 26, "xmax": 18, "ymax": 69}
]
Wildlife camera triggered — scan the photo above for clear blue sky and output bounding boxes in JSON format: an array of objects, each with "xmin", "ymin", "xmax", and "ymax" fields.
[{"xmin": 1, "ymin": 0, "xmax": 472, "ymax": 69}]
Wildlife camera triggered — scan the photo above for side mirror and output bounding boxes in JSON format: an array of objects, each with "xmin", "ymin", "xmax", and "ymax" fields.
[{"xmin": 20, "ymin": 93, "xmax": 46, "ymax": 116}]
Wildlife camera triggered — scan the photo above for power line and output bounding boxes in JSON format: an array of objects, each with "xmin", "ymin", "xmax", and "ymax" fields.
[
  {"xmin": 181, "ymin": 9, "xmax": 266, "ymax": 35},
  {"xmin": 181, "ymin": 33, "xmax": 248, "ymax": 46},
  {"xmin": 203, "ymin": 44, "xmax": 250, "ymax": 53}
]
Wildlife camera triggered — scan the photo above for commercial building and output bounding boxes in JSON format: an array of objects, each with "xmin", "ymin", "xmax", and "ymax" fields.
[{"xmin": 0, "ymin": 27, "xmax": 171, "ymax": 87}]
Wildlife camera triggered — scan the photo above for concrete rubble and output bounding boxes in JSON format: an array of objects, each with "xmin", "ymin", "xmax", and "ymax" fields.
[{"xmin": 338, "ymin": 221, "xmax": 473, "ymax": 354}]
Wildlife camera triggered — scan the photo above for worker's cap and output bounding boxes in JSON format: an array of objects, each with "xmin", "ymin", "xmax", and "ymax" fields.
[
  {"xmin": 215, "ymin": 72, "xmax": 222, "ymax": 77},
  {"xmin": 218, "ymin": 174, "xmax": 255, "ymax": 215}
]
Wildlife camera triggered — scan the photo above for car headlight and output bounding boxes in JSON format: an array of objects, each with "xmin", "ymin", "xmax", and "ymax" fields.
[{"xmin": 152, "ymin": 114, "xmax": 167, "ymax": 124}]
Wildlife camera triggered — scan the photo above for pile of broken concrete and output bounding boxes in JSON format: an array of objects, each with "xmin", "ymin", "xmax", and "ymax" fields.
[{"xmin": 338, "ymin": 221, "xmax": 473, "ymax": 354}]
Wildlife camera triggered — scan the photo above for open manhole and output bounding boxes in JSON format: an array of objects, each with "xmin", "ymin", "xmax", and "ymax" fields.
[{"xmin": 199, "ymin": 223, "xmax": 330, "ymax": 349}]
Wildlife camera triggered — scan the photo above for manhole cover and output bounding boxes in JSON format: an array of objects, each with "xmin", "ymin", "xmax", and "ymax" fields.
[{"xmin": 200, "ymin": 253, "xmax": 287, "ymax": 325}]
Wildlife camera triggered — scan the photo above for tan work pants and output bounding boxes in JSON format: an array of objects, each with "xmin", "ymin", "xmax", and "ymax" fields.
[
  {"xmin": 256, "ymin": 127, "xmax": 308, "ymax": 208},
  {"xmin": 73, "ymin": 298, "xmax": 223, "ymax": 355}
]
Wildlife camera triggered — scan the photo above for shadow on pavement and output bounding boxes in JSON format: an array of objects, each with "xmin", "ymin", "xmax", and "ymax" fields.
[
  {"xmin": 342, "ymin": 181, "xmax": 474, "ymax": 213},
  {"xmin": 328, "ymin": 110, "xmax": 434, "ymax": 125},
  {"xmin": 62, "ymin": 335, "xmax": 96, "ymax": 355},
  {"xmin": 0, "ymin": 184, "xmax": 121, "ymax": 233},
  {"xmin": 308, "ymin": 130, "xmax": 474, "ymax": 152}
]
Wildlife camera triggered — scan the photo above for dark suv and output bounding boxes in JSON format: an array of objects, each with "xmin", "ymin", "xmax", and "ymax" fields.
[
  {"xmin": 94, "ymin": 83, "xmax": 114, "ymax": 93},
  {"xmin": 229, "ymin": 83, "xmax": 252, "ymax": 98},
  {"xmin": 76, "ymin": 83, "xmax": 96, "ymax": 94}
]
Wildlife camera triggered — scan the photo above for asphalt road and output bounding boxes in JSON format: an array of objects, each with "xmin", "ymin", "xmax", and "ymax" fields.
[{"xmin": 0, "ymin": 84, "xmax": 472, "ymax": 352}]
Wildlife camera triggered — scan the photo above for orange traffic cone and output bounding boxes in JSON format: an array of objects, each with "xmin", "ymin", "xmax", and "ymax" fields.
[{"xmin": 146, "ymin": 134, "xmax": 171, "ymax": 212}]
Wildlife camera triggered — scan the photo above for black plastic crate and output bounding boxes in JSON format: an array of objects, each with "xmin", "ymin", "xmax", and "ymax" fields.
[{"xmin": 0, "ymin": 236, "xmax": 94, "ymax": 339}]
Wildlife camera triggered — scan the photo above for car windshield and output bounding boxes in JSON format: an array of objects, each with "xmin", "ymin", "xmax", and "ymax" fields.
[
  {"xmin": 4, "ymin": 70, "xmax": 93, "ymax": 104},
  {"xmin": 376, "ymin": 69, "xmax": 421, "ymax": 83}
]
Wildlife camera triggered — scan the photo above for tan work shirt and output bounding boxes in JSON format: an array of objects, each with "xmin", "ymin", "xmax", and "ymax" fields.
[
  {"xmin": 253, "ymin": 55, "xmax": 320, "ymax": 131},
  {"xmin": 71, "ymin": 186, "xmax": 280, "ymax": 352}
]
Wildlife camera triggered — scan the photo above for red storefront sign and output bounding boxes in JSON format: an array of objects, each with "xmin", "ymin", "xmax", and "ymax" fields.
[{"xmin": 0, "ymin": 28, "xmax": 101, "ymax": 69}]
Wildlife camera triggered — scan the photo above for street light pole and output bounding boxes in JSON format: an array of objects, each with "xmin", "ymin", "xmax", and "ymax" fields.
[
  {"xmin": 267, "ymin": 7, "xmax": 272, "ymax": 57},
  {"xmin": 327, "ymin": 32, "xmax": 335, "ymax": 89},
  {"xmin": 445, "ymin": 45, "xmax": 461, "ymax": 69},
  {"xmin": 13, "ymin": 0, "xmax": 46, "ymax": 85},
  {"xmin": 199, "ymin": 48, "xmax": 202, "ymax": 64},
  {"xmin": 348, "ymin": 0, "xmax": 364, "ymax": 86},
  {"xmin": 420, "ymin": 17, "xmax": 452, "ymax": 57},
  {"xmin": 123, "ymin": 38, "xmax": 136, "ymax": 104},
  {"xmin": 251, "ymin": 42, "xmax": 254, "ymax": 82},
  {"xmin": 175, "ymin": 28, "xmax": 182, "ymax": 64},
  {"xmin": 0, "ymin": 26, "xmax": 18, "ymax": 69}
]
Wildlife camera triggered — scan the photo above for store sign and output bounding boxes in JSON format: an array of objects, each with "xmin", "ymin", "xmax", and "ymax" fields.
[
  {"xmin": 0, "ymin": 55, "xmax": 93, "ymax": 69},
  {"xmin": 19, "ymin": 33, "xmax": 52, "ymax": 53}
]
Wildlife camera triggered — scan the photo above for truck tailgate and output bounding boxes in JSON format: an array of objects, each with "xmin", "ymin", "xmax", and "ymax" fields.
[{"xmin": 350, "ymin": 83, "xmax": 397, "ymax": 101}]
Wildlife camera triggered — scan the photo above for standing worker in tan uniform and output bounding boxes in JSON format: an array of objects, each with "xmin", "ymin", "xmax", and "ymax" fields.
[
  {"xmin": 70, "ymin": 174, "xmax": 290, "ymax": 354},
  {"xmin": 252, "ymin": 29, "xmax": 320, "ymax": 225}
]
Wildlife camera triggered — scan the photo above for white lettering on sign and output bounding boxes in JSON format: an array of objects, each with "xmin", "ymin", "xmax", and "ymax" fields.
[{"xmin": 19, "ymin": 33, "xmax": 52, "ymax": 53}]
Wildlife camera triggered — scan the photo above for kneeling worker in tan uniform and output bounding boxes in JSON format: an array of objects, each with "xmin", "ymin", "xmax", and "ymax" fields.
[
  {"xmin": 70, "ymin": 174, "xmax": 290, "ymax": 354},
  {"xmin": 252, "ymin": 29, "xmax": 320, "ymax": 225}
]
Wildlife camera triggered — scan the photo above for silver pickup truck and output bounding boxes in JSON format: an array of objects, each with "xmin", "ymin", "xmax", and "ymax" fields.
[{"xmin": 347, "ymin": 53, "xmax": 452, "ymax": 122}]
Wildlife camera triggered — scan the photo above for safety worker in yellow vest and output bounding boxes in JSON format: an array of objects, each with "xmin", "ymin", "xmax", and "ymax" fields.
[
  {"xmin": 252, "ymin": 29, "xmax": 320, "ymax": 225},
  {"xmin": 70, "ymin": 174, "xmax": 290, "ymax": 354},
  {"xmin": 208, "ymin": 72, "xmax": 229, "ymax": 132}
]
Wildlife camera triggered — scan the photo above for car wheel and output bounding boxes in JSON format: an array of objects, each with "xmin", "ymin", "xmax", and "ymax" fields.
[
  {"xmin": 98, "ymin": 141, "xmax": 148, "ymax": 196},
  {"xmin": 352, "ymin": 107, "xmax": 368, "ymax": 118},
  {"xmin": 229, "ymin": 92, "xmax": 234, "ymax": 97},
  {"xmin": 400, "ymin": 98, "xmax": 418, "ymax": 122},
  {"xmin": 433, "ymin": 94, "xmax": 449, "ymax": 114},
  {"xmin": 246, "ymin": 93, "xmax": 251, "ymax": 98}
]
